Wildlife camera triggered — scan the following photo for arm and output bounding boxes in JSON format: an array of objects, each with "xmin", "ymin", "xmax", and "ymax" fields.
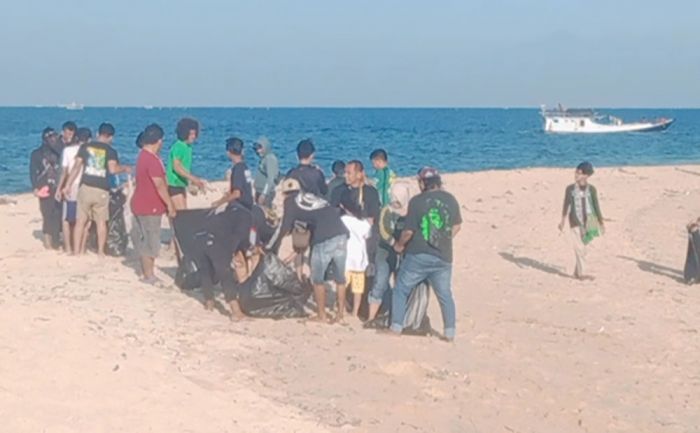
[
  {"xmin": 265, "ymin": 200, "xmax": 295, "ymax": 252},
  {"xmin": 62, "ymin": 158, "xmax": 84, "ymax": 196},
  {"xmin": 452, "ymin": 224, "xmax": 462, "ymax": 238},
  {"xmin": 212, "ymin": 189, "xmax": 241, "ymax": 208},
  {"xmin": 317, "ymin": 170, "xmax": 328, "ymax": 196},
  {"xmin": 108, "ymin": 160, "xmax": 131, "ymax": 175},
  {"xmin": 173, "ymin": 159, "xmax": 204, "ymax": 188},
  {"xmin": 153, "ymin": 176, "xmax": 176, "ymax": 218},
  {"xmin": 559, "ymin": 187, "xmax": 571, "ymax": 231},
  {"xmin": 29, "ymin": 151, "xmax": 42, "ymax": 192},
  {"xmin": 55, "ymin": 170, "xmax": 68, "ymax": 201},
  {"xmin": 591, "ymin": 186, "xmax": 604, "ymax": 225},
  {"xmin": 394, "ymin": 229, "xmax": 414, "ymax": 254}
]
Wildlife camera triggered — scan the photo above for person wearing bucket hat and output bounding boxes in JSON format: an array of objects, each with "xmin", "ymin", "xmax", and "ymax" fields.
[
  {"xmin": 30, "ymin": 127, "xmax": 63, "ymax": 249},
  {"xmin": 559, "ymin": 161, "xmax": 605, "ymax": 280},
  {"xmin": 385, "ymin": 166, "xmax": 462, "ymax": 341},
  {"xmin": 252, "ymin": 136, "xmax": 280, "ymax": 208}
]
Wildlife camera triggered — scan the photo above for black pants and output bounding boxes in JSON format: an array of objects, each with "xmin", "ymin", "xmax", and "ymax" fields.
[
  {"xmin": 39, "ymin": 197, "xmax": 62, "ymax": 240},
  {"xmin": 199, "ymin": 247, "xmax": 241, "ymax": 302}
]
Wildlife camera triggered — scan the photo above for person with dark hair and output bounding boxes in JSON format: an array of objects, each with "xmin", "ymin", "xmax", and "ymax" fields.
[
  {"xmin": 285, "ymin": 139, "xmax": 327, "ymax": 196},
  {"xmin": 266, "ymin": 178, "xmax": 349, "ymax": 323},
  {"xmin": 131, "ymin": 124, "xmax": 175, "ymax": 286},
  {"xmin": 60, "ymin": 121, "xmax": 78, "ymax": 148},
  {"xmin": 370, "ymin": 148, "xmax": 396, "ymax": 207},
  {"xmin": 386, "ymin": 167, "xmax": 462, "ymax": 341},
  {"xmin": 55, "ymin": 127, "xmax": 91, "ymax": 253},
  {"xmin": 558, "ymin": 161, "xmax": 605, "ymax": 280},
  {"xmin": 339, "ymin": 191, "xmax": 372, "ymax": 322},
  {"xmin": 252, "ymin": 136, "xmax": 280, "ymax": 208},
  {"xmin": 30, "ymin": 127, "xmax": 63, "ymax": 249},
  {"xmin": 63, "ymin": 122, "xmax": 131, "ymax": 256},
  {"xmin": 166, "ymin": 117, "xmax": 205, "ymax": 210},
  {"xmin": 212, "ymin": 137, "xmax": 254, "ymax": 209},
  {"xmin": 326, "ymin": 160, "xmax": 346, "ymax": 203}
]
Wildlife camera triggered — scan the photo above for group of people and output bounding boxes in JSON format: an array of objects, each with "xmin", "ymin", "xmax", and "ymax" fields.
[{"xmin": 30, "ymin": 117, "xmax": 464, "ymax": 341}]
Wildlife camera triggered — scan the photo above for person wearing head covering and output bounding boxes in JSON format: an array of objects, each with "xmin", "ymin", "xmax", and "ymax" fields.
[
  {"xmin": 252, "ymin": 136, "xmax": 280, "ymax": 208},
  {"xmin": 558, "ymin": 161, "xmax": 605, "ymax": 280},
  {"xmin": 384, "ymin": 167, "xmax": 462, "ymax": 342},
  {"xmin": 30, "ymin": 127, "xmax": 63, "ymax": 249}
]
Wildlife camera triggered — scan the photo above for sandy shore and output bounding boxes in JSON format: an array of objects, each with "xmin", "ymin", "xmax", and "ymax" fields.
[{"xmin": 1, "ymin": 165, "xmax": 699, "ymax": 433}]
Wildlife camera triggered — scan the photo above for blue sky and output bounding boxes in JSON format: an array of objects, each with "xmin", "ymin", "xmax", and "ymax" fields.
[{"xmin": 1, "ymin": 0, "xmax": 698, "ymax": 107}]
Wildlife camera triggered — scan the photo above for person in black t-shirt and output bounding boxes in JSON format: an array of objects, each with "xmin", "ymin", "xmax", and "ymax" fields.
[
  {"xmin": 385, "ymin": 167, "xmax": 462, "ymax": 342},
  {"xmin": 326, "ymin": 160, "xmax": 346, "ymax": 203},
  {"xmin": 63, "ymin": 123, "xmax": 131, "ymax": 256},
  {"xmin": 266, "ymin": 178, "xmax": 349, "ymax": 323},
  {"xmin": 212, "ymin": 137, "xmax": 254, "ymax": 209},
  {"xmin": 285, "ymin": 139, "xmax": 327, "ymax": 197}
]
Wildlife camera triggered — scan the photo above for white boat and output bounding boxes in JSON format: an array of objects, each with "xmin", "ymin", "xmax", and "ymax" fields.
[
  {"xmin": 61, "ymin": 102, "xmax": 84, "ymax": 111},
  {"xmin": 541, "ymin": 105, "xmax": 674, "ymax": 134}
]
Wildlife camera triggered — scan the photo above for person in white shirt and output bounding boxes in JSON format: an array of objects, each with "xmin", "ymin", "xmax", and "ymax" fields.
[
  {"xmin": 339, "ymin": 195, "xmax": 372, "ymax": 322},
  {"xmin": 55, "ymin": 127, "xmax": 90, "ymax": 254}
]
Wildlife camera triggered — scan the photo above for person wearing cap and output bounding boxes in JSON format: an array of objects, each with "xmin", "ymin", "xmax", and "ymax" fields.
[
  {"xmin": 558, "ymin": 161, "xmax": 605, "ymax": 280},
  {"xmin": 130, "ymin": 124, "xmax": 176, "ymax": 286},
  {"xmin": 326, "ymin": 160, "xmax": 346, "ymax": 204},
  {"xmin": 63, "ymin": 122, "xmax": 131, "ymax": 256},
  {"xmin": 212, "ymin": 137, "xmax": 254, "ymax": 209},
  {"xmin": 30, "ymin": 127, "xmax": 63, "ymax": 249},
  {"xmin": 387, "ymin": 167, "xmax": 462, "ymax": 341},
  {"xmin": 267, "ymin": 177, "xmax": 349, "ymax": 323},
  {"xmin": 252, "ymin": 136, "xmax": 280, "ymax": 208},
  {"xmin": 55, "ymin": 127, "xmax": 92, "ymax": 253},
  {"xmin": 285, "ymin": 139, "xmax": 327, "ymax": 197}
]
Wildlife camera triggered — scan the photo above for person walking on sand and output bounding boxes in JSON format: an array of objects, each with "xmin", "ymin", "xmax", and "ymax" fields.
[
  {"xmin": 30, "ymin": 127, "xmax": 63, "ymax": 249},
  {"xmin": 55, "ymin": 127, "xmax": 91, "ymax": 254},
  {"xmin": 558, "ymin": 161, "xmax": 605, "ymax": 280},
  {"xmin": 63, "ymin": 123, "xmax": 131, "ymax": 256},
  {"xmin": 130, "ymin": 124, "xmax": 176, "ymax": 286},
  {"xmin": 252, "ymin": 136, "xmax": 280, "ymax": 208},
  {"xmin": 386, "ymin": 167, "xmax": 462, "ymax": 341}
]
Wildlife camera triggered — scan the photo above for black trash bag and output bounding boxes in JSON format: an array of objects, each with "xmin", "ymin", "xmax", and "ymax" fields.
[
  {"xmin": 363, "ymin": 281, "xmax": 434, "ymax": 336},
  {"xmin": 175, "ymin": 255, "xmax": 202, "ymax": 291},
  {"xmin": 684, "ymin": 229, "xmax": 700, "ymax": 284},
  {"xmin": 87, "ymin": 190, "xmax": 128, "ymax": 256},
  {"xmin": 106, "ymin": 190, "xmax": 128, "ymax": 256},
  {"xmin": 238, "ymin": 254, "xmax": 311, "ymax": 319}
]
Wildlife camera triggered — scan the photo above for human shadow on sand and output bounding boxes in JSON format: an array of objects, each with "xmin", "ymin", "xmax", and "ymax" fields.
[
  {"xmin": 617, "ymin": 256, "xmax": 685, "ymax": 283},
  {"xmin": 499, "ymin": 252, "xmax": 572, "ymax": 278}
]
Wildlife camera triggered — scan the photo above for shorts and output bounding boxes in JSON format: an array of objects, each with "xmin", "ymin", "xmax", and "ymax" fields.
[
  {"xmin": 63, "ymin": 201, "xmax": 77, "ymax": 223},
  {"xmin": 168, "ymin": 186, "xmax": 187, "ymax": 197},
  {"xmin": 77, "ymin": 185, "xmax": 109, "ymax": 223},
  {"xmin": 131, "ymin": 215, "xmax": 163, "ymax": 258},
  {"xmin": 346, "ymin": 271, "xmax": 365, "ymax": 295},
  {"xmin": 310, "ymin": 235, "xmax": 348, "ymax": 285}
]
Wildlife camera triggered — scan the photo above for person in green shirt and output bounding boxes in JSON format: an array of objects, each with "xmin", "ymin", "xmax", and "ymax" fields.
[
  {"xmin": 166, "ymin": 117, "xmax": 205, "ymax": 211},
  {"xmin": 370, "ymin": 148, "xmax": 396, "ymax": 207}
]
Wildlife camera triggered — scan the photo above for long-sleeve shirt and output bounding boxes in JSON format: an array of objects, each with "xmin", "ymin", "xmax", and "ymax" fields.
[{"xmin": 562, "ymin": 184, "xmax": 603, "ymax": 228}]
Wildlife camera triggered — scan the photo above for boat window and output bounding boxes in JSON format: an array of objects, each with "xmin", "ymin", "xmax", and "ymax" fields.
[{"xmin": 580, "ymin": 120, "xmax": 585, "ymax": 127}]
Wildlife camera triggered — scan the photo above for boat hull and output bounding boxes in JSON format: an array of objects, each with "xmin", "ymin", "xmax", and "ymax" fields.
[{"xmin": 544, "ymin": 117, "xmax": 674, "ymax": 134}]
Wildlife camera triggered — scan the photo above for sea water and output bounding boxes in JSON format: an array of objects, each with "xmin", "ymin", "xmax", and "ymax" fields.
[{"xmin": 1, "ymin": 107, "xmax": 698, "ymax": 194}]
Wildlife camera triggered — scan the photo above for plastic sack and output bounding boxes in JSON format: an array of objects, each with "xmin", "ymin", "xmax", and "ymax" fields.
[
  {"xmin": 363, "ymin": 281, "xmax": 433, "ymax": 336},
  {"xmin": 684, "ymin": 230, "xmax": 700, "ymax": 284},
  {"xmin": 175, "ymin": 255, "xmax": 202, "ymax": 291},
  {"xmin": 238, "ymin": 254, "xmax": 311, "ymax": 319}
]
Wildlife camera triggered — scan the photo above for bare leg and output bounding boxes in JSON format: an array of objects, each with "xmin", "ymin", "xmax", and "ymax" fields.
[
  {"xmin": 228, "ymin": 300, "xmax": 247, "ymax": 321},
  {"xmin": 140, "ymin": 256, "xmax": 155, "ymax": 279},
  {"xmin": 62, "ymin": 221, "xmax": 72, "ymax": 253},
  {"xmin": 169, "ymin": 194, "xmax": 186, "ymax": 259},
  {"xmin": 352, "ymin": 293, "xmax": 362, "ymax": 318},
  {"xmin": 73, "ymin": 216, "xmax": 88, "ymax": 255},
  {"xmin": 312, "ymin": 283, "xmax": 328, "ymax": 322},
  {"xmin": 96, "ymin": 220, "xmax": 108, "ymax": 257},
  {"xmin": 80, "ymin": 223, "xmax": 89, "ymax": 254},
  {"xmin": 336, "ymin": 281, "xmax": 347, "ymax": 323},
  {"xmin": 43, "ymin": 234, "xmax": 52, "ymax": 250},
  {"xmin": 368, "ymin": 303, "xmax": 380, "ymax": 321}
]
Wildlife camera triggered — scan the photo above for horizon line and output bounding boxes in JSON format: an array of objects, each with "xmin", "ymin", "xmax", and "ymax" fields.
[{"xmin": 1, "ymin": 104, "xmax": 698, "ymax": 110}]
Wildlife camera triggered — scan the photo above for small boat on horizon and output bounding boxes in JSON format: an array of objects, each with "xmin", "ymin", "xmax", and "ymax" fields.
[
  {"xmin": 541, "ymin": 105, "xmax": 674, "ymax": 134},
  {"xmin": 60, "ymin": 102, "xmax": 85, "ymax": 111}
]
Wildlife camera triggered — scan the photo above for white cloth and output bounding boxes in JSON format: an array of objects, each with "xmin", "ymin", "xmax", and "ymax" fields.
[
  {"xmin": 341, "ymin": 215, "xmax": 371, "ymax": 272},
  {"xmin": 61, "ymin": 145, "xmax": 82, "ymax": 201}
]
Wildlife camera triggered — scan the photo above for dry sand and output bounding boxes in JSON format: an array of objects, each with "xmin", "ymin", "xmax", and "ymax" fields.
[{"xmin": 1, "ymin": 165, "xmax": 699, "ymax": 433}]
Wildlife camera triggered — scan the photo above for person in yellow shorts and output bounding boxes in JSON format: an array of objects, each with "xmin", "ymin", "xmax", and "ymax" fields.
[{"xmin": 339, "ymin": 195, "xmax": 371, "ymax": 321}]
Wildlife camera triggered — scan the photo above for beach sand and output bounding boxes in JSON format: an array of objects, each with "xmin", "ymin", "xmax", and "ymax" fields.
[{"xmin": 1, "ymin": 165, "xmax": 699, "ymax": 433}]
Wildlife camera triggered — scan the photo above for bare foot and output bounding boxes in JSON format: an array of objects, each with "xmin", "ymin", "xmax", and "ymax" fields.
[
  {"xmin": 229, "ymin": 312, "xmax": 250, "ymax": 322},
  {"xmin": 377, "ymin": 328, "xmax": 401, "ymax": 337},
  {"xmin": 204, "ymin": 300, "xmax": 215, "ymax": 311},
  {"xmin": 307, "ymin": 315, "xmax": 331, "ymax": 324}
]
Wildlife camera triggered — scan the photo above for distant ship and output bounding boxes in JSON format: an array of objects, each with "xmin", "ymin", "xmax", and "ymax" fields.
[
  {"xmin": 60, "ymin": 102, "xmax": 85, "ymax": 111},
  {"xmin": 541, "ymin": 105, "xmax": 674, "ymax": 133}
]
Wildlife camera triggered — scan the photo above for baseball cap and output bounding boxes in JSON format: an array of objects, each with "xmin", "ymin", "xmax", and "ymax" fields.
[
  {"xmin": 280, "ymin": 178, "xmax": 301, "ymax": 194},
  {"xmin": 42, "ymin": 127, "xmax": 56, "ymax": 139},
  {"xmin": 417, "ymin": 166, "xmax": 440, "ymax": 180},
  {"xmin": 296, "ymin": 139, "xmax": 315, "ymax": 159}
]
